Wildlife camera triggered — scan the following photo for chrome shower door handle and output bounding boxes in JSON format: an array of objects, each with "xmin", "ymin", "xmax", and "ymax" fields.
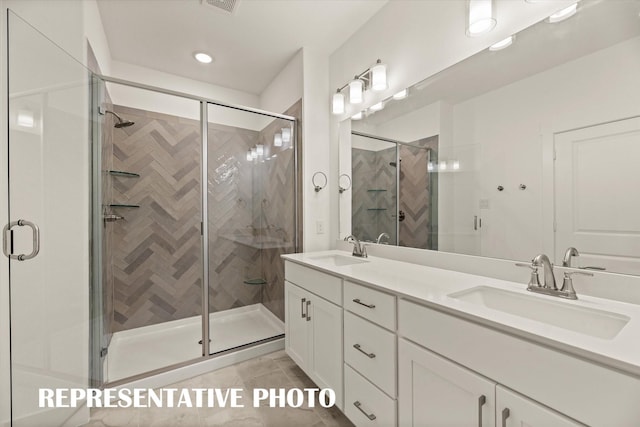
[{"xmin": 2, "ymin": 219, "xmax": 40, "ymax": 261}]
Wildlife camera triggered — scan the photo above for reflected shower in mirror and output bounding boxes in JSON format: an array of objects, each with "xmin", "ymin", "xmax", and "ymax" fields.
[{"xmin": 339, "ymin": 0, "xmax": 640, "ymax": 276}]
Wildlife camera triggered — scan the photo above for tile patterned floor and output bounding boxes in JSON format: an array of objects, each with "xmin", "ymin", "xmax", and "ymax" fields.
[{"xmin": 83, "ymin": 350, "xmax": 354, "ymax": 427}]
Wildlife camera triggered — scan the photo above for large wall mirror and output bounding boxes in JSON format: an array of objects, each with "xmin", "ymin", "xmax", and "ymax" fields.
[{"xmin": 339, "ymin": 0, "xmax": 640, "ymax": 276}]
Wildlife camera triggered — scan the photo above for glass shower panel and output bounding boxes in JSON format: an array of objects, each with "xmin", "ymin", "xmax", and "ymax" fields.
[
  {"xmin": 206, "ymin": 104, "xmax": 296, "ymax": 355},
  {"xmin": 97, "ymin": 82, "xmax": 203, "ymax": 382},
  {"xmin": 7, "ymin": 11, "xmax": 92, "ymax": 425}
]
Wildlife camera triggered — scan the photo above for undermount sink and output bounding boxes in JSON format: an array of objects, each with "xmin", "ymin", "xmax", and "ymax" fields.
[
  {"xmin": 448, "ymin": 286, "xmax": 630, "ymax": 340},
  {"xmin": 309, "ymin": 254, "xmax": 369, "ymax": 267}
]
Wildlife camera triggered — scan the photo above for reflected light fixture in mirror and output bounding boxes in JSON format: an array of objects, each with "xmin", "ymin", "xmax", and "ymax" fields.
[
  {"xmin": 352, "ymin": 111, "xmax": 363, "ymax": 120},
  {"xmin": 466, "ymin": 0, "xmax": 497, "ymax": 36},
  {"xmin": 282, "ymin": 127, "xmax": 291, "ymax": 144},
  {"xmin": 246, "ymin": 150, "xmax": 252, "ymax": 161},
  {"xmin": 393, "ymin": 89, "xmax": 408, "ymax": 100},
  {"xmin": 17, "ymin": 110, "xmax": 34, "ymax": 127},
  {"xmin": 251, "ymin": 147, "xmax": 257, "ymax": 160},
  {"xmin": 547, "ymin": 2, "xmax": 579, "ymax": 23},
  {"xmin": 489, "ymin": 35, "xmax": 515, "ymax": 51},
  {"xmin": 370, "ymin": 102, "xmax": 384, "ymax": 111},
  {"xmin": 274, "ymin": 133, "xmax": 282, "ymax": 147},
  {"xmin": 256, "ymin": 144, "xmax": 264, "ymax": 156}
]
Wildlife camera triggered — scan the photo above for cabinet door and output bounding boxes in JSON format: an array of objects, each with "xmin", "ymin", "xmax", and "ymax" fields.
[
  {"xmin": 308, "ymin": 295, "xmax": 343, "ymax": 409},
  {"xmin": 285, "ymin": 281, "xmax": 309, "ymax": 369},
  {"xmin": 399, "ymin": 339, "xmax": 496, "ymax": 427},
  {"xmin": 497, "ymin": 386, "xmax": 583, "ymax": 427}
]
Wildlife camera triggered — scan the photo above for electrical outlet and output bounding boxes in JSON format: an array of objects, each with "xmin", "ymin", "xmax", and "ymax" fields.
[{"xmin": 316, "ymin": 221, "xmax": 325, "ymax": 234}]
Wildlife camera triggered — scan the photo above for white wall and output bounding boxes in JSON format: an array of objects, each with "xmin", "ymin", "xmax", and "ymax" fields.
[
  {"xmin": 260, "ymin": 50, "xmax": 303, "ymax": 114},
  {"xmin": 328, "ymin": 0, "xmax": 576, "ymax": 243},
  {"xmin": 451, "ymin": 35, "xmax": 640, "ymax": 262},
  {"xmin": 375, "ymin": 102, "xmax": 441, "ymax": 143}
]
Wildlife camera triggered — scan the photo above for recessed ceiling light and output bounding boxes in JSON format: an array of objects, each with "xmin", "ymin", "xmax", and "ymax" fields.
[
  {"xmin": 547, "ymin": 2, "xmax": 578, "ymax": 23},
  {"xmin": 194, "ymin": 52, "xmax": 213, "ymax": 64},
  {"xmin": 489, "ymin": 35, "xmax": 515, "ymax": 51}
]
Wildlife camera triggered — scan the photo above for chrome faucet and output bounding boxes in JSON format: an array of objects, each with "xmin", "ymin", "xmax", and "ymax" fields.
[
  {"xmin": 376, "ymin": 232, "xmax": 390, "ymax": 245},
  {"xmin": 516, "ymin": 253, "xmax": 593, "ymax": 300},
  {"xmin": 562, "ymin": 247, "xmax": 579, "ymax": 267},
  {"xmin": 345, "ymin": 235, "xmax": 368, "ymax": 258}
]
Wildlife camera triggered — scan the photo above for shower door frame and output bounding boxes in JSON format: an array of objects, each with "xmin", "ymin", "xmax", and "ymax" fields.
[{"xmin": 94, "ymin": 75, "xmax": 300, "ymax": 379}]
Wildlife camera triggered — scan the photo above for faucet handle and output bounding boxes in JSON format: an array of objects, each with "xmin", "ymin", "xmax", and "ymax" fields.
[
  {"xmin": 560, "ymin": 271, "xmax": 593, "ymax": 299},
  {"xmin": 515, "ymin": 263, "xmax": 540, "ymax": 290}
]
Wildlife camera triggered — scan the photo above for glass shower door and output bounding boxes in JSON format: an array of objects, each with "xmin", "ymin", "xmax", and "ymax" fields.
[
  {"xmin": 6, "ymin": 11, "xmax": 92, "ymax": 425},
  {"xmin": 206, "ymin": 103, "xmax": 297, "ymax": 355}
]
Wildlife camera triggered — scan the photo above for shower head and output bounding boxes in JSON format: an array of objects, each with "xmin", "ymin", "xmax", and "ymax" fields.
[{"xmin": 104, "ymin": 110, "xmax": 135, "ymax": 128}]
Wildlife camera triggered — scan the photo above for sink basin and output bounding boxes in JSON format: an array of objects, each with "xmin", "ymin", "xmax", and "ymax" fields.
[
  {"xmin": 448, "ymin": 286, "xmax": 629, "ymax": 339},
  {"xmin": 309, "ymin": 254, "xmax": 369, "ymax": 267}
]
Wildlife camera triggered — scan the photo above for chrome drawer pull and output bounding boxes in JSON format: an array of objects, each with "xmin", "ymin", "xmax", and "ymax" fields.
[
  {"xmin": 301, "ymin": 298, "xmax": 306, "ymax": 318},
  {"xmin": 478, "ymin": 395, "xmax": 486, "ymax": 427},
  {"xmin": 306, "ymin": 300, "xmax": 311, "ymax": 321},
  {"xmin": 352, "ymin": 298, "xmax": 375, "ymax": 309},
  {"xmin": 353, "ymin": 401, "xmax": 376, "ymax": 420},
  {"xmin": 353, "ymin": 343, "xmax": 376, "ymax": 358},
  {"xmin": 501, "ymin": 408, "xmax": 510, "ymax": 427}
]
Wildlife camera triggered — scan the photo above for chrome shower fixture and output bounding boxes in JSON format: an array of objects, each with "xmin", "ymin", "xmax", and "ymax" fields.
[{"xmin": 102, "ymin": 109, "xmax": 135, "ymax": 128}]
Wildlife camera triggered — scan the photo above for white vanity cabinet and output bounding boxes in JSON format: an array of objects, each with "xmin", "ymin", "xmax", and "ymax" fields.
[
  {"xmin": 284, "ymin": 262, "xmax": 343, "ymax": 409},
  {"xmin": 398, "ymin": 339, "xmax": 496, "ymax": 427},
  {"xmin": 496, "ymin": 386, "xmax": 582, "ymax": 427}
]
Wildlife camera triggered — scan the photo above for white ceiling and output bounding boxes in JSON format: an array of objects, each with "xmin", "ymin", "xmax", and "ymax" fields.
[{"xmin": 97, "ymin": 0, "xmax": 388, "ymax": 95}]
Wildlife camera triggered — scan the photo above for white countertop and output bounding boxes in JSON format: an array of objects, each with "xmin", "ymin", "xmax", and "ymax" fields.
[{"xmin": 283, "ymin": 250, "xmax": 640, "ymax": 377}]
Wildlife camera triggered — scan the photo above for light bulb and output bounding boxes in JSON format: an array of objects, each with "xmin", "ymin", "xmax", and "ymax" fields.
[
  {"xmin": 281, "ymin": 127, "xmax": 291, "ymax": 143},
  {"xmin": 370, "ymin": 61, "xmax": 388, "ymax": 91},
  {"xmin": 274, "ymin": 133, "xmax": 282, "ymax": 147},
  {"xmin": 349, "ymin": 79, "xmax": 364, "ymax": 104},
  {"xmin": 467, "ymin": 0, "xmax": 496, "ymax": 36},
  {"xmin": 332, "ymin": 91, "xmax": 345, "ymax": 114}
]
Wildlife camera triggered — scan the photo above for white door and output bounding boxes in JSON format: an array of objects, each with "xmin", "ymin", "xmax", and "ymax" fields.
[
  {"xmin": 398, "ymin": 339, "xmax": 496, "ymax": 427},
  {"xmin": 308, "ymin": 295, "xmax": 343, "ymax": 409},
  {"xmin": 284, "ymin": 281, "xmax": 309, "ymax": 369},
  {"xmin": 497, "ymin": 386, "xmax": 583, "ymax": 427},
  {"xmin": 555, "ymin": 117, "xmax": 640, "ymax": 275}
]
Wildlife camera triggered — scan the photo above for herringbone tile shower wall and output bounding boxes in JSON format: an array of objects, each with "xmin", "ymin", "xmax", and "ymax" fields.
[{"xmin": 107, "ymin": 101, "xmax": 300, "ymax": 332}]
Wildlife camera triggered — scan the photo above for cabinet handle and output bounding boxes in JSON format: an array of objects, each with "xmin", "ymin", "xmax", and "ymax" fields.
[
  {"xmin": 306, "ymin": 300, "xmax": 311, "ymax": 321},
  {"xmin": 501, "ymin": 408, "xmax": 510, "ymax": 427},
  {"xmin": 301, "ymin": 298, "xmax": 306, "ymax": 318},
  {"xmin": 353, "ymin": 401, "xmax": 376, "ymax": 420},
  {"xmin": 353, "ymin": 343, "xmax": 376, "ymax": 358},
  {"xmin": 352, "ymin": 298, "xmax": 375, "ymax": 309},
  {"xmin": 478, "ymin": 395, "xmax": 486, "ymax": 427}
]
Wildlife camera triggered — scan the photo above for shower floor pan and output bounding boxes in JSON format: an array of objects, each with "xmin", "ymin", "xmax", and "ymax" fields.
[{"xmin": 106, "ymin": 303, "xmax": 283, "ymax": 382}]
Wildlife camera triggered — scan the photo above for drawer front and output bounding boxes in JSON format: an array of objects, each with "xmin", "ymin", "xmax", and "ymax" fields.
[
  {"xmin": 344, "ymin": 281, "xmax": 395, "ymax": 330},
  {"xmin": 344, "ymin": 365, "xmax": 396, "ymax": 427},
  {"xmin": 344, "ymin": 311, "xmax": 396, "ymax": 397},
  {"xmin": 285, "ymin": 261, "xmax": 342, "ymax": 305}
]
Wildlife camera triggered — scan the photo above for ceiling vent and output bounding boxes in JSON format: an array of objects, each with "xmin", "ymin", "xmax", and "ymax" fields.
[{"xmin": 201, "ymin": 0, "xmax": 239, "ymax": 15}]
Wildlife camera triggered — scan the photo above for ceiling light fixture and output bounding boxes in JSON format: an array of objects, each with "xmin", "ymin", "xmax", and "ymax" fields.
[
  {"xmin": 547, "ymin": 2, "xmax": 578, "ymax": 23},
  {"xmin": 331, "ymin": 59, "xmax": 388, "ymax": 115},
  {"xmin": 489, "ymin": 35, "xmax": 515, "ymax": 51},
  {"xmin": 466, "ymin": 0, "xmax": 497, "ymax": 36},
  {"xmin": 194, "ymin": 52, "xmax": 213, "ymax": 64},
  {"xmin": 393, "ymin": 89, "xmax": 408, "ymax": 100}
]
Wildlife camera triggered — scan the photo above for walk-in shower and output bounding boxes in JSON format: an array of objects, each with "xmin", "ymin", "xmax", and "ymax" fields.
[{"xmin": 91, "ymin": 79, "xmax": 300, "ymax": 385}]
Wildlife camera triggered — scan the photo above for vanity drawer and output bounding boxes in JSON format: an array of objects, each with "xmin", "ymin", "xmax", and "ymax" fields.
[
  {"xmin": 344, "ymin": 311, "xmax": 396, "ymax": 397},
  {"xmin": 344, "ymin": 364, "xmax": 396, "ymax": 427},
  {"xmin": 344, "ymin": 281, "xmax": 396, "ymax": 330},
  {"xmin": 285, "ymin": 261, "xmax": 342, "ymax": 305}
]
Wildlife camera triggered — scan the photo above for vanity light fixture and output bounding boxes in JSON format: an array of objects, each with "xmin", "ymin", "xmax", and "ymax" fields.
[
  {"xmin": 370, "ymin": 102, "xmax": 384, "ymax": 112},
  {"xmin": 274, "ymin": 133, "xmax": 283, "ymax": 147},
  {"xmin": 489, "ymin": 35, "xmax": 515, "ymax": 51},
  {"xmin": 352, "ymin": 111, "xmax": 363, "ymax": 120},
  {"xmin": 393, "ymin": 89, "xmax": 408, "ymax": 100},
  {"xmin": 547, "ymin": 2, "xmax": 579, "ymax": 23},
  {"xmin": 439, "ymin": 160, "xmax": 448, "ymax": 171},
  {"xmin": 331, "ymin": 59, "xmax": 388, "ymax": 115},
  {"xmin": 281, "ymin": 127, "xmax": 291, "ymax": 144},
  {"xmin": 453, "ymin": 160, "xmax": 461, "ymax": 170},
  {"xmin": 466, "ymin": 0, "xmax": 497, "ymax": 36},
  {"xmin": 194, "ymin": 52, "xmax": 213, "ymax": 64}
]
